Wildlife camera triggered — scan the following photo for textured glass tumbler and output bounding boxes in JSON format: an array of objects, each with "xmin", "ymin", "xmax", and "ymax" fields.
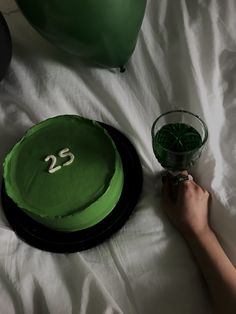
[{"xmin": 151, "ymin": 110, "xmax": 208, "ymax": 172}]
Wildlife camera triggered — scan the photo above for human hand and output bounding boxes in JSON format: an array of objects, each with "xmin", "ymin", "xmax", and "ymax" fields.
[{"xmin": 162, "ymin": 172, "xmax": 211, "ymax": 237}]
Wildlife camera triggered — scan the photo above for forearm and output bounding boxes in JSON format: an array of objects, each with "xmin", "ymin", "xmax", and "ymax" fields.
[{"xmin": 184, "ymin": 228, "xmax": 236, "ymax": 314}]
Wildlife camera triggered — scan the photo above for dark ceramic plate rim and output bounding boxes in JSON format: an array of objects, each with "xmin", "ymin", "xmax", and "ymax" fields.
[
  {"xmin": 1, "ymin": 123, "xmax": 143, "ymax": 253},
  {"xmin": 0, "ymin": 12, "xmax": 12, "ymax": 80}
]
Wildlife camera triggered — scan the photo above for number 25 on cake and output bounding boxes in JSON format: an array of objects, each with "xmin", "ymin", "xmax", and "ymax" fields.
[{"xmin": 3, "ymin": 115, "xmax": 124, "ymax": 232}]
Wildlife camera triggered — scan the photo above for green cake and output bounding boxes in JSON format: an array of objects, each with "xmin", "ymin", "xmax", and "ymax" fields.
[{"xmin": 3, "ymin": 115, "xmax": 124, "ymax": 232}]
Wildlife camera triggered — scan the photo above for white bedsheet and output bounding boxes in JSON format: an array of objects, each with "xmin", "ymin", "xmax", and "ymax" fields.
[{"xmin": 1, "ymin": 0, "xmax": 236, "ymax": 313}]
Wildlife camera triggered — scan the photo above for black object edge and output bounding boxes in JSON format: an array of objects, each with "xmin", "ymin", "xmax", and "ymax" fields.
[{"xmin": 0, "ymin": 12, "xmax": 12, "ymax": 81}]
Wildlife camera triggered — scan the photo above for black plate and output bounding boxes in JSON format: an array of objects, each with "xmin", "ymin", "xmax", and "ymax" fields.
[
  {"xmin": 0, "ymin": 12, "xmax": 12, "ymax": 81},
  {"xmin": 1, "ymin": 123, "xmax": 143, "ymax": 253}
]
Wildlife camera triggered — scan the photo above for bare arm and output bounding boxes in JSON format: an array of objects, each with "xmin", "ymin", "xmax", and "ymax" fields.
[{"xmin": 162, "ymin": 174, "xmax": 236, "ymax": 314}]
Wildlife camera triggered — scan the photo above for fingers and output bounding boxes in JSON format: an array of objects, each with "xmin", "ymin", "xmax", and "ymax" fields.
[
  {"xmin": 162, "ymin": 172, "xmax": 195, "ymax": 201},
  {"xmin": 179, "ymin": 170, "xmax": 189, "ymax": 176},
  {"xmin": 161, "ymin": 172, "xmax": 210, "ymax": 204},
  {"xmin": 178, "ymin": 171, "xmax": 209, "ymax": 194},
  {"xmin": 177, "ymin": 176, "xmax": 210, "ymax": 201}
]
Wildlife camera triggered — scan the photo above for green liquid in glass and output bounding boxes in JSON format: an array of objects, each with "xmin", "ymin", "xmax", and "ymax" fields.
[{"xmin": 153, "ymin": 123, "xmax": 202, "ymax": 171}]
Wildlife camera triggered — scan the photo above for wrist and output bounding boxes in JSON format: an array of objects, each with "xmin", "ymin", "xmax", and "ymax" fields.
[{"xmin": 181, "ymin": 224, "xmax": 213, "ymax": 243}]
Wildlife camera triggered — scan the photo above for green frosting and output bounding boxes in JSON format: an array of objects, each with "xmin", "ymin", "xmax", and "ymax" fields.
[{"xmin": 3, "ymin": 115, "xmax": 124, "ymax": 231}]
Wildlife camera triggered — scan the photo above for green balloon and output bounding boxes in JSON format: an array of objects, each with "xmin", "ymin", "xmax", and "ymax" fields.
[{"xmin": 16, "ymin": 0, "xmax": 147, "ymax": 68}]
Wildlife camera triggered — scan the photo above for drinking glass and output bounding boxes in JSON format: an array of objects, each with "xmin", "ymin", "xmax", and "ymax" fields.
[{"xmin": 151, "ymin": 110, "xmax": 208, "ymax": 173}]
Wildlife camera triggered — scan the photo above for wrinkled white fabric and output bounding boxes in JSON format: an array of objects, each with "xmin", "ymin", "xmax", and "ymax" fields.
[{"xmin": 0, "ymin": 0, "xmax": 236, "ymax": 313}]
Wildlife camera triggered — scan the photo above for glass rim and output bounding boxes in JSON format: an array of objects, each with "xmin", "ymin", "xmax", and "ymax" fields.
[{"xmin": 151, "ymin": 110, "xmax": 208, "ymax": 155}]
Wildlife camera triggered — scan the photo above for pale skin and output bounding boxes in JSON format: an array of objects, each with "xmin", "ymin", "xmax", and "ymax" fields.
[{"xmin": 162, "ymin": 172, "xmax": 236, "ymax": 314}]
